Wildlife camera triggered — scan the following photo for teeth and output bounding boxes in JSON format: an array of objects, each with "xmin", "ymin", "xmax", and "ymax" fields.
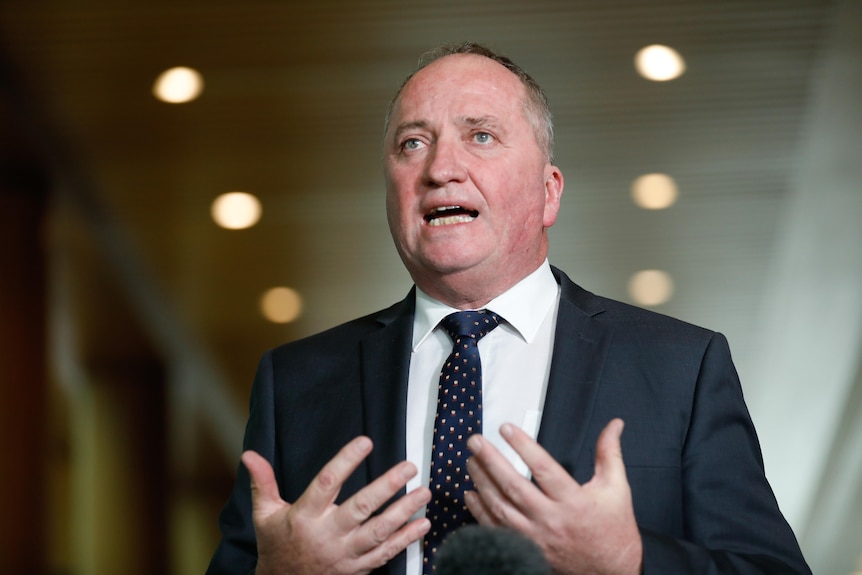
[
  {"xmin": 425, "ymin": 205, "xmax": 479, "ymax": 226},
  {"xmin": 431, "ymin": 206, "xmax": 461, "ymax": 214},
  {"xmin": 428, "ymin": 214, "xmax": 476, "ymax": 227}
]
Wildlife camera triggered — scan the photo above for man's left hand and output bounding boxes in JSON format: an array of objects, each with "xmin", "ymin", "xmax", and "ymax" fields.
[{"xmin": 465, "ymin": 418, "xmax": 642, "ymax": 575}]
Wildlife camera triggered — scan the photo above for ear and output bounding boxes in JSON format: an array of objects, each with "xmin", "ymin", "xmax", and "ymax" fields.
[{"xmin": 542, "ymin": 164, "xmax": 564, "ymax": 227}]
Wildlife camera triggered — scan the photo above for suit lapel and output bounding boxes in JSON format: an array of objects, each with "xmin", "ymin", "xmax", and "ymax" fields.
[
  {"xmin": 359, "ymin": 291, "xmax": 415, "ymax": 575},
  {"xmin": 360, "ymin": 291, "xmax": 415, "ymax": 483},
  {"xmin": 537, "ymin": 268, "xmax": 614, "ymax": 479}
]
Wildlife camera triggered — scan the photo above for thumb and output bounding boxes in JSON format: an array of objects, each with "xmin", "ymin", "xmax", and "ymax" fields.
[
  {"xmin": 242, "ymin": 450, "xmax": 287, "ymax": 517},
  {"xmin": 594, "ymin": 418, "xmax": 627, "ymax": 484}
]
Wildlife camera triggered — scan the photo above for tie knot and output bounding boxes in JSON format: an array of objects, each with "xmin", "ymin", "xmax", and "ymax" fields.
[{"xmin": 440, "ymin": 310, "xmax": 500, "ymax": 342}]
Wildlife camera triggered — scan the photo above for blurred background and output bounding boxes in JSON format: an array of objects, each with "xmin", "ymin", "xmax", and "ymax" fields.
[{"xmin": 1, "ymin": 0, "xmax": 860, "ymax": 573}]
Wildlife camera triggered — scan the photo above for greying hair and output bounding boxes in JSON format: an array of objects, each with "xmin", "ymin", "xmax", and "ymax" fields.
[{"xmin": 384, "ymin": 42, "xmax": 555, "ymax": 162}]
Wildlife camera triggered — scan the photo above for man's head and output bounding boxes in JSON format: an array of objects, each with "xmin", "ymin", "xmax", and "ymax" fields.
[
  {"xmin": 385, "ymin": 42, "xmax": 555, "ymax": 163},
  {"xmin": 383, "ymin": 43, "xmax": 564, "ymax": 309}
]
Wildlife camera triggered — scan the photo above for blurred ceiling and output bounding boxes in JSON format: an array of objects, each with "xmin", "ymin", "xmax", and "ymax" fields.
[{"xmin": 2, "ymin": 1, "xmax": 861, "ymax": 574}]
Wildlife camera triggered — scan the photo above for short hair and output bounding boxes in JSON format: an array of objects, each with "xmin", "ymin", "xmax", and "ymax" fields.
[{"xmin": 384, "ymin": 42, "xmax": 555, "ymax": 162}]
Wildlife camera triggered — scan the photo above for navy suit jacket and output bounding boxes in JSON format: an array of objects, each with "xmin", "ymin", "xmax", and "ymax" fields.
[{"xmin": 207, "ymin": 268, "xmax": 810, "ymax": 575}]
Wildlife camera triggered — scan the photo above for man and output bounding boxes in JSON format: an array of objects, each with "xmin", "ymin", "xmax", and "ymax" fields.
[{"xmin": 207, "ymin": 43, "xmax": 811, "ymax": 575}]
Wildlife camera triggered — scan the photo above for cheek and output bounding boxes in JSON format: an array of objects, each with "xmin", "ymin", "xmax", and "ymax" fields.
[
  {"xmin": 385, "ymin": 189, "xmax": 417, "ymax": 244},
  {"xmin": 385, "ymin": 189, "xmax": 405, "ymax": 235},
  {"xmin": 509, "ymin": 183, "xmax": 549, "ymax": 228},
  {"xmin": 386, "ymin": 168, "xmax": 416, "ymax": 207}
]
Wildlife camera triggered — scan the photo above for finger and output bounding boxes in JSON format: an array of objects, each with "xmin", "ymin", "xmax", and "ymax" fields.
[
  {"xmin": 498, "ymin": 423, "xmax": 579, "ymax": 502},
  {"xmin": 466, "ymin": 450, "xmax": 532, "ymax": 531},
  {"xmin": 356, "ymin": 516, "xmax": 432, "ymax": 572},
  {"xmin": 352, "ymin": 485, "xmax": 431, "ymax": 553},
  {"xmin": 466, "ymin": 451, "xmax": 504, "ymax": 504},
  {"xmin": 297, "ymin": 436, "xmax": 374, "ymax": 515},
  {"xmin": 243, "ymin": 450, "xmax": 287, "ymax": 518},
  {"xmin": 463, "ymin": 489, "xmax": 499, "ymax": 527},
  {"xmin": 467, "ymin": 434, "xmax": 544, "ymax": 524},
  {"xmin": 333, "ymin": 460, "xmax": 419, "ymax": 532},
  {"xmin": 594, "ymin": 418, "xmax": 627, "ymax": 484}
]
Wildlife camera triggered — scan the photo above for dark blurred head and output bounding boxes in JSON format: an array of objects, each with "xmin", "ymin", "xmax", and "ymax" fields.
[{"xmin": 434, "ymin": 525, "xmax": 551, "ymax": 575}]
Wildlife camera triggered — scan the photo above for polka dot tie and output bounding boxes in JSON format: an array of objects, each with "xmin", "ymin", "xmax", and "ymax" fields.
[{"xmin": 422, "ymin": 309, "xmax": 501, "ymax": 574}]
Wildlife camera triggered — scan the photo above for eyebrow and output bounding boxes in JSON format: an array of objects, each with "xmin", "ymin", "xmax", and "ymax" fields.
[
  {"xmin": 391, "ymin": 120, "xmax": 431, "ymax": 142},
  {"xmin": 460, "ymin": 115, "xmax": 501, "ymax": 129},
  {"xmin": 389, "ymin": 115, "xmax": 505, "ymax": 144}
]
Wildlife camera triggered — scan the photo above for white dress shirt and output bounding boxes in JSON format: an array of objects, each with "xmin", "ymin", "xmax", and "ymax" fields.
[{"xmin": 403, "ymin": 261, "xmax": 560, "ymax": 574}]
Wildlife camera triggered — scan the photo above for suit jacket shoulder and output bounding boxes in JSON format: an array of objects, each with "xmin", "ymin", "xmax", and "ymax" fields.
[
  {"xmin": 548, "ymin": 267, "xmax": 810, "ymax": 575},
  {"xmin": 206, "ymin": 291, "xmax": 417, "ymax": 575}
]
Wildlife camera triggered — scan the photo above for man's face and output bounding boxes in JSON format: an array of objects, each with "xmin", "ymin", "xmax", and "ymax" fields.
[{"xmin": 383, "ymin": 54, "xmax": 563, "ymax": 304}]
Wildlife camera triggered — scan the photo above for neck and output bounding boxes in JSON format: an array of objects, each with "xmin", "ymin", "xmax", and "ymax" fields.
[{"xmin": 413, "ymin": 261, "xmax": 546, "ymax": 310}]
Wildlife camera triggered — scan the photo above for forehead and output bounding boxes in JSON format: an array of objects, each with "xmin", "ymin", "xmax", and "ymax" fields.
[{"xmin": 392, "ymin": 54, "xmax": 528, "ymax": 121}]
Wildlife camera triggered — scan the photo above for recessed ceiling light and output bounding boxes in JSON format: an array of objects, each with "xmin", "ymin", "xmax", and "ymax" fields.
[
  {"xmin": 153, "ymin": 66, "xmax": 204, "ymax": 103},
  {"xmin": 628, "ymin": 269, "xmax": 675, "ymax": 306},
  {"xmin": 634, "ymin": 45, "xmax": 686, "ymax": 82},
  {"xmin": 211, "ymin": 192, "xmax": 262, "ymax": 230},
  {"xmin": 261, "ymin": 287, "xmax": 303, "ymax": 324},
  {"xmin": 631, "ymin": 173, "xmax": 679, "ymax": 210}
]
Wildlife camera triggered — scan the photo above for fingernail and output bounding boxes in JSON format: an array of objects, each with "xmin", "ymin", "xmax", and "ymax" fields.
[
  {"xmin": 419, "ymin": 487, "xmax": 432, "ymax": 503},
  {"xmin": 467, "ymin": 435, "xmax": 482, "ymax": 452},
  {"xmin": 400, "ymin": 462, "xmax": 417, "ymax": 480},
  {"xmin": 500, "ymin": 423, "xmax": 514, "ymax": 438},
  {"xmin": 355, "ymin": 436, "xmax": 372, "ymax": 453}
]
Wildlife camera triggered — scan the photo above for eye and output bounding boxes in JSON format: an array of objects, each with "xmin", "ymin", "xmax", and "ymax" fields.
[
  {"xmin": 401, "ymin": 138, "xmax": 425, "ymax": 152},
  {"xmin": 473, "ymin": 131, "xmax": 494, "ymax": 144}
]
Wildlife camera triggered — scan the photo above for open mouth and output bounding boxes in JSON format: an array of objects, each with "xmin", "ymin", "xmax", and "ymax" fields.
[{"xmin": 424, "ymin": 206, "xmax": 479, "ymax": 227}]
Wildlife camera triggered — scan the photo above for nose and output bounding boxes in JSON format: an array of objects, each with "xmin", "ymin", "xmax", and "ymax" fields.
[{"xmin": 423, "ymin": 137, "xmax": 467, "ymax": 187}]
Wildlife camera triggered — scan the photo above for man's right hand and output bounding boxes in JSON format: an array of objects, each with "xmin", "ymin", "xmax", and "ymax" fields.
[{"xmin": 243, "ymin": 437, "xmax": 431, "ymax": 575}]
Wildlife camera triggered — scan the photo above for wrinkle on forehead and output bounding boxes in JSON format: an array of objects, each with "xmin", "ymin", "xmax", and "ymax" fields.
[{"xmin": 385, "ymin": 54, "xmax": 540, "ymax": 152}]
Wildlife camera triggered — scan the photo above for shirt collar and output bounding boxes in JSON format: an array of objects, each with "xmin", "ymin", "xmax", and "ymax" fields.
[{"xmin": 412, "ymin": 260, "xmax": 559, "ymax": 350}]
